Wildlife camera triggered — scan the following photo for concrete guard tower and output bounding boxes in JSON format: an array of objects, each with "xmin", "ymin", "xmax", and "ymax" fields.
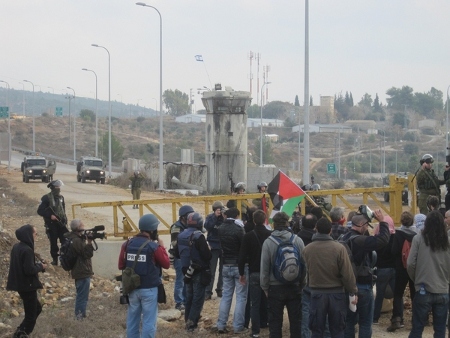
[{"xmin": 202, "ymin": 84, "xmax": 252, "ymax": 193}]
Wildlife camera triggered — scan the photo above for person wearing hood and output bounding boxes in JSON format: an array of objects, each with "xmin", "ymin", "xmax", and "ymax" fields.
[
  {"xmin": 7, "ymin": 224, "xmax": 47, "ymax": 338},
  {"xmin": 37, "ymin": 179, "xmax": 68, "ymax": 265},
  {"xmin": 414, "ymin": 213, "xmax": 426, "ymax": 232},
  {"xmin": 260, "ymin": 211, "xmax": 305, "ymax": 338},
  {"xmin": 387, "ymin": 211, "xmax": 417, "ymax": 332}
]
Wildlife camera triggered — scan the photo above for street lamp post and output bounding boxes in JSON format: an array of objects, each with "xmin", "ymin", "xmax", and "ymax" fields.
[
  {"xmin": 92, "ymin": 44, "xmax": 112, "ymax": 177},
  {"xmin": 67, "ymin": 87, "xmax": 76, "ymax": 161},
  {"xmin": 19, "ymin": 82, "xmax": 25, "ymax": 117},
  {"xmin": 0, "ymin": 80, "xmax": 11, "ymax": 171},
  {"xmin": 260, "ymin": 82, "xmax": 270, "ymax": 166},
  {"xmin": 82, "ymin": 68, "xmax": 99, "ymax": 157},
  {"xmin": 137, "ymin": 2, "xmax": 164, "ymax": 190},
  {"xmin": 23, "ymin": 80, "xmax": 35, "ymax": 153},
  {"xmin": 446, "ymin": 85, "xmax": 450, "ymax": 157}
]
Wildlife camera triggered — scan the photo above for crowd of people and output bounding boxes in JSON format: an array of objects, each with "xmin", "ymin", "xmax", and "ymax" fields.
[{"xmin": 7, "ymin": 154, "xmax": 450, "ymax": 338}]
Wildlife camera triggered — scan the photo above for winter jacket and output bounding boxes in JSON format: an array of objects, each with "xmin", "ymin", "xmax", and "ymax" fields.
[
  {"xmin": 407, "ymin": 233, "xmax": 450, "ymax": 294},
  {"xmin": 375, "ymin": 233, "xmax": 395, "ymax": 269},
  {"xmin": 391, "ymin": 227, "xmax": 417, "ymax": 270},
  {"xmin": 218, "ymin": 218, "xmax": 245, "ymax": 265},
  {"xmin": 238, "ymin": 225, "xmax": 272, "ymax": 275},
  {"xmin": 204, "ymin": 212, "xmax": 224, "ymax": 250},
  {"xmin": 260, "ymin": 229, "xmax": 306, "ymax": 292},
  {"xmin": 303, "ymin": 233, "xmax": 357, "ymax": 294},
  {"xmin": 7, "ymin": 225, "xmax": 44, "ymax": 292},
  {"xmin": 297, "ymin": 227, "xmax": 315, "ymax": 246},
  {"xmin": 65, "ymin": 232, "xmax": 94, "ymax": 280}
]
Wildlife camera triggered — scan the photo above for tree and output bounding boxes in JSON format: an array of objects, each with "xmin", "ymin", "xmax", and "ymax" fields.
[
  {"xmin": 358, "ymin": 93, "xmax": 373, "ymax": 107},
  {"xmin": 163, "ymin": 89, "xmax": 189, "ymax": 116},
  {"xmin": 262, "ymin": 101, "xmax": 294, "ymax": 119},
  {"xmin": 392, "ymin": 111, "xmax": 408, "ymax": 127},
  {"xmin": 414, "ymin": 87, "xmax": 443, "ymax": 117},
  {"xmin": 404, "ymin": 143, "xmax": 419, "ymax": 155},
  {"xmin": 254, "ymin": 138, "xmax": 274, "ymax": 164},
  {"xmin": 386, "ymin": 86, "xmax": 414, "ymax": 109},
  {"xmin": 295, "ymin": 95, "xmax": 300, "ymax": 106},
  {"xmin": 373, "ymin": 94, "xmax": 382, "ymax": 113},
  {"xmin": 100, "ymin": 132, "xmax": 124, "ymax": 163},
  {"xmin": 247, "ymin": 104, "xmax": 260, "ymax": 118},
  {"xmin": 80, "ymin": 109, "xmax": 95, "ymax": 122},
  {"xmin": 334, "ymin": 93, "xmax": 350, "ymax": 120}
]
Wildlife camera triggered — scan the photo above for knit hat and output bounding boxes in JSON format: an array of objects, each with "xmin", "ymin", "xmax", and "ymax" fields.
[{"xmin": 414, "ymin": 213, "xmax": 426, "ymax": 231}]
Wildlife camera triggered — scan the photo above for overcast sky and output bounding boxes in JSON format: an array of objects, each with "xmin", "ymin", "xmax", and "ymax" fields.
[{"xmin": 1, "ymin": 0, "xmax": 449, "ymax": 112}]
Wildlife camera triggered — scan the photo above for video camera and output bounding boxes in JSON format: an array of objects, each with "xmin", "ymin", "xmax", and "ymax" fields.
[{"xmin": 82, "ymin": 225, "xmax": 107, "ymax": 240}]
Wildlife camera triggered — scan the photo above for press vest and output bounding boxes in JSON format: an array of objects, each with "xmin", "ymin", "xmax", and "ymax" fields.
[
  {"xmin": 177, "ymin": 227, "xmax": 207, "ymax": 269},
  {"xmin": 125, "ymin": 237, "xmax": 160, "ymax": 288}
]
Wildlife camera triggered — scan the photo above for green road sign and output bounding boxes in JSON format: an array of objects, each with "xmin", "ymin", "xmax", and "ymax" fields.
[
  {"xmin": 55, "ymin": 107, "xmax": 63, "ymax": 116},
  {"xmin": 0, "ymin": 106, "xmax": 9, "ymax": 118},
  {"xmin": 327, "ymin": 163, "xmax": 336, "ymax": 174}
]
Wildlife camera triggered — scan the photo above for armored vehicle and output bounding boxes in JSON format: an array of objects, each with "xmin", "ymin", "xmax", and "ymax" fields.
[
  {"xmin": 21, "ymin": 156, "xmax": 56, "ymax": 183},
  {"xmin": 77, "ymin": 156, "xmax": 105, "ymax": 184}
]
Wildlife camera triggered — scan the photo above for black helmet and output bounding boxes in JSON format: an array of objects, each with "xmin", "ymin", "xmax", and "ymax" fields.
[
  {"xmin": 179, "ymin": 205, "xmax": 194, "ymax": 217},
  {"xmin": 47, "ymin": 180, "xmax": 64, "ymax": 189},
  {"xmin": 186, "ymin": 212, "xmax": 204, "ymax": 229}
]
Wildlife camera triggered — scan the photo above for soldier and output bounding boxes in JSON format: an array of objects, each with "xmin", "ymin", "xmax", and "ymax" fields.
[
  {"xmin": 129, "ymin": 170, "xmax": 145, "ymax": 209},
  {"xmin": 37, "ymin": 180, "xmax": 68, "ymax": 265},
  {"xmin": 227, "ymin": 182, "xmax": 249, "ymax": 223},
  {"xmin": 416, "ymin": 154, "xmax": 445, "ymax": 214},
  {"xmin": 252, "ymin": 182, "xmax": 269, "ymax": 210}
]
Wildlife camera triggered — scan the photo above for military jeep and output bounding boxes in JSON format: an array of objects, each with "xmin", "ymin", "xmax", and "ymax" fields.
[
  {"xmin": 77, "ymin": 156, "xmax": 105, "ymax": 184},
  {"xmin": 21, "ymin": 156, "xmax": 56, "ymax": 183}
]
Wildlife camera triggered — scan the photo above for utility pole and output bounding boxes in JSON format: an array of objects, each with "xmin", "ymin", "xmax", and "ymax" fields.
[
  {"xmin": 256, "ymin": 53, "xmax": 261, "ymax": 106},
  {"xmin": 248, "ymin": 51, "xmax": 254, "ymax": 96}
]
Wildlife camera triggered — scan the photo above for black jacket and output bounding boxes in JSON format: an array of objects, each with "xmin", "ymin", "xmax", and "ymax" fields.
[
  {"xmin": 238, "ymin": 225, "xmax": 272, "ymax": 275},
  {"xmin": 375, "ymin": 233, "xmax": 395, "ymax": 269},
  {"xmin": 7, "ymin": 225, "xmax": 44, "ymax": 292},
  {"xmin": 218, "ymin": 218, "xmax": 245, "ymax": 265},
  {"xmin": 392, "ymin": 228, "xmax": 417, "ymax": 270},
  {"xmin": 298, "ymin": 227, "xmax": 316, "ymax": 246},
  {"xmin": 37, "ymin": 193, "xmax": 67, "ymax": 226}
]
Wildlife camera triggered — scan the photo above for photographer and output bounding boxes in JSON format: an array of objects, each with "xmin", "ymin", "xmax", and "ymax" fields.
[
  {"xmin": 118, "ymin": 214, "xmax": 169, "ymax": 338},
  {"xmin": 64, "ymin": 219, "xmax": 94, "ymax": 320},
  {"xmin": 37, "ymin": 180, "xmax": 68, "ymax": 266},
  {"xmin": 341, "ymin": 208, "xmax": 390, "ymax": 337}
]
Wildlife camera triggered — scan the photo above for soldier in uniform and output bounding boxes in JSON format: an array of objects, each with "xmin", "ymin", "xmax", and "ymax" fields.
[
  {"xmin": 416, "ymin": 154, "xmax": 445, "ymax": 214},
  {"xmin": 252, "ymin": 182, "xmax": 269, "ymax": 210},
  {"xmin": 37, "ymin": 180, "xmax": 68, "ymax": 266},
  {"xmin": 129, "ymin": 170, "xmax": 145, "ymax": 209}
]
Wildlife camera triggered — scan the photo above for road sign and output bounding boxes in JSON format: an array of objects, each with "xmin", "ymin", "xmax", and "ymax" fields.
[
  {"xmin": 0, "ymin": 106, "xmax": 9, "ymax": 118},
  {"xmin": 327, "ymin": 163, "xmax": 336, "ymax": 174},
  {"xmin": 55, "ymin": 107, "xmax": 63, "ymax": 116}
]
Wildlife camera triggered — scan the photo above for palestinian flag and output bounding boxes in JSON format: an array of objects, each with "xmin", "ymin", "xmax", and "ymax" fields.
[{"xmin": 267, "ymin": 171, "xmax": 306, "ymax": 218}]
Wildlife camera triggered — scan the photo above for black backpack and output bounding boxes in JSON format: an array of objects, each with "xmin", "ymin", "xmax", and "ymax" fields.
[
  {"xmin": 59, "ymin": 239, "xmax": 77, "ymax": 271},
  {"xmin": 338, "ymin": 233, "xmax": 376, "ymax": 280}
]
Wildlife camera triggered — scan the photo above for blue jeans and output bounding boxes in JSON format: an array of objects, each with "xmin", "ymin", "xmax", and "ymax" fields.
[
  {"xmin": 310, "ymin": 291, "xmax": 347, "ymax": 338},
  {"xmin": 373, "ymin": 268, "xmax": 395, "ymax": 321},
  {"xmin": 75, "ymin": 277, "xmax": 90, "ymax": 319},
  {"xmin": 185, "ymin": 272, "xmax": 207, "ymax": 327},
  {"xmin": 267, "ymin": 284, "xmax": 302, "ymax": 338},
  {"xmin": 409, "ymin": 291, "xmax": 449, "ymax": 338},
  {"xmin": 205, "ymin": 249, "xmax": 223, "ymax": 296},
  {"xmin": 216, "ymin": 265, "xmax": 248, "ymax": 332},
  {"xmin": 345, "ymin": 286, "xmax": 374, "ymax": 338},
  {"xmin": 303, "ymin": 287, "xmax": 332, "ymax": 338},
  {"xmin": 174, "ymin": 258, "xmax": 185, "ymax": 306},
  {"xmin": 127, "ymin": 287, "xmax": 158, "ymax": 338},
  {"xmin": 248, "ymin": 272, "xmax": 268, "ymax": 335}
]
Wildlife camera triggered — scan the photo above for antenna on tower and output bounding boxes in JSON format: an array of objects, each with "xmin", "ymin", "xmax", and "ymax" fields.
[
  {"xmin": 256, "ymin": 53, "xmax": 261, "ymax": 106},
  {"xmin": 248, "ymin": 51, "xmax": 254, "ymax": 96}
]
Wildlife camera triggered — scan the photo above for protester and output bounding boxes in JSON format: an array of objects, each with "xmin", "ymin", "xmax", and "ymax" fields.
[
  {"xmin": 260, "ymin": 211, "xmax": 305, "ymax": 338},
  {"xmin": 238, "ymin": 210, "xmax": 272, "ymax": 338},
  {"xmin": 413, "ymin": 213, "xmax": 426, "ymax": 232},
  {"xmin": 407, "ymin": 210, "xmax": 450, "ymax": 337},
  {"xmin": 303, "ymin": 217, "xmax": 358, "ymax": 338},
  {"xmin": 329, "ymin": 207, "xmax": 348, "ymax": 240},
  {"xmin": 118, "ymin": 214, "xmax": 169, "ymax": 338},
  {"xmin": 7, "ymin": 225, "xmax": 47, "ymax": 338}
]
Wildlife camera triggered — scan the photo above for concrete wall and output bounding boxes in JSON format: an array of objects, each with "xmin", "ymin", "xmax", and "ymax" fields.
[{"xmin": 247, "ymin": 166, "xmax": 280, "ymax": 193}]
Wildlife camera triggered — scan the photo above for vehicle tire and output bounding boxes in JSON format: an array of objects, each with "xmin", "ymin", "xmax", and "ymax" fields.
[
  {"xmin": 49, "ymin": 175, "xmax": 53, "ymax": 181},
  {"xmin": 384, "ymin": 192, "xmax": 390, "ymax": 203},
  {"xmin": 25, "ymin": 176, "xmax": 29, "ymax": 183},
  {"xmin": 100, "ymin": 178, "xmax": 105, "ymax": 185},
  {"xmin": 81, "ymin": 176, "xmax": 86, "ymax": 183},
  {"xmin": 77, "ymin": 175, "xmax": 81, "ymax": 183},
  {"xmin": 20, "ymin": 162, "xmax": 25, "ymax": 173},
  {"xmin": 22, "ymin": 175, "xmax": 25, "ymax": 182}
]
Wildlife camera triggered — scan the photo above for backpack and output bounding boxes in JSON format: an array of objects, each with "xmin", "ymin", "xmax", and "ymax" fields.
[
  {"xmin": 338, "ymin": 233, "xmax": 376, "ymax": 280},
  {"xmin": 401, "ymin": 239, "xmax": 411, "ymax": 269},
  {"xmin": 338, "ymin": 234, "xmax": 359, "ymax": 277},
  {"xmin": 59, "ymin": 238, "xmax": 77, "ymax": 271},
  {"xmin": 269, "ymin": 234, "xmax": 303, "ymax": 284}
]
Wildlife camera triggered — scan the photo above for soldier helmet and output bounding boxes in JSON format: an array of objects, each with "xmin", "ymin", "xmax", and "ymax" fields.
[
  {"xmin": 134, "ymin": 170, "xmax": 140, "ymax": 175},
  {"xmin": 234, "ymin": 182, "xmax": 246, "ymax": 193},
  {"xmin": 303, "ymin": 184, "xmax": 311, "ymax": 191},
  {"xmin": 257, "ymin": 182, "xmax": 268, "ymax": 191},
  {"xmin": 139, "ymin": 214, "xmax": 159, "ymax": 231},
  {"xmin": 186, "ymin": 212, "xmax": 204, "ymax": 229},
  {"xmin": 212, "ymin": 201, "xmax": 224, "ymax": 211},
  {"xmin": 311, "ymin": 183, "xmax": 320, "ymax": 191},
  {"xmin": 47, "ymin": 180, "xmax": 64, "ymax": 189},
  {"xmin": 421, "ymin": 154, "xmax": 434, "ymax": 164},
  {"xmin": 179, "ymin": 205, "xmax": 194, "ymax": 217}
]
